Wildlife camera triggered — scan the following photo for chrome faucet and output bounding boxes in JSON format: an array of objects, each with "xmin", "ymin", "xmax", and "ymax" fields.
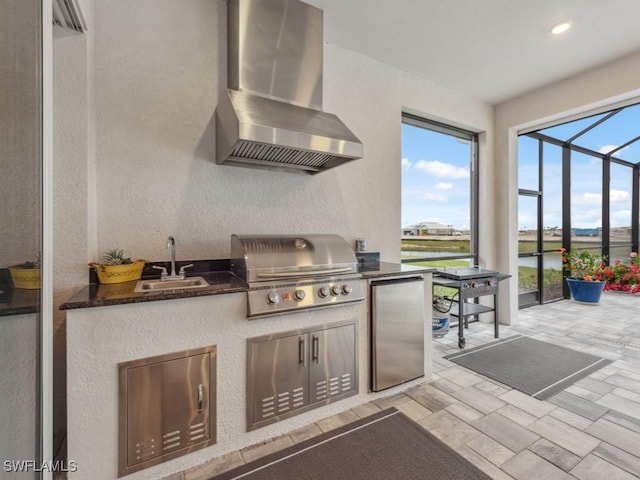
[
  {"xmin": 152, "ymin": 236, "xmax": 193, "ymax": 281},
  {"xmin": 167, "ymin": 236, "xmax": 177, "ymax": 278}
]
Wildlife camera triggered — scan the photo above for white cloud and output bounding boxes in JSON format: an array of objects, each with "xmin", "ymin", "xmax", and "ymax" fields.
[
  {"xmin": 574, "ymin": 189, "xmax": 630, "ymax": 205},
  {"xmin": 611, "ymin": 209, "xmax": 631, "ymax": 227},
  {"xmin": 401, "ymin": 157, "xmax": 412, "ymax": 170},
  {"xmin": 415, "ymin": 160, "xmax": 469, "ymax": 179},
  {"xmin": 598, "ymin": 144, "xmax": 618, "ymax": 154},
  {"xmin": 574, "ymin": 192, "xmax": 601, "ymax": 205},
  {"xmin": 420, "ymin": 192, "xmax": 448, "ymax": 202},
  {"xmin": 435, "ymin": 182, "xmax": 453, "ymax": 190},
  {"xmin": 610, "ymin": 189, "xmax": 631, "ymax": 203},
  {"xmin": 598, "ymin": 144, "xmax": 628, "ymax": 155}
]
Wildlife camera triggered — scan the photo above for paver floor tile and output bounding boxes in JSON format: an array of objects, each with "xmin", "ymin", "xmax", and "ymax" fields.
[
  {"xmin": 570, "ymin": 454, "xmax": 638, "ymax": 480},
  {"xmin": 471, "ymin": 412, "xmax": 539, "ymax": 453},
  {"xmin": 528, "ymin": 415, "xmax": 600, "ymax": 457},
  {"xmin": 417, "ymin": 410, "xmax": 482, "ymax": 448},
  {"xmin": 593, "ymin": 442, "xmax": 640, "ymax": 477},
  {"xmin": 529, "ymin": 438, "xmax": 581, "ymax": 472},
  {"xmin": 499, "ymin": 389, "xmax": 556, "ymax": 418},
  {"xmin": 502, "ymin": 450, "xmax": 575, "ymax": 480},
  {"xmin": 586, "ymin": 418, "xmax": 640, "ymax": 457}
]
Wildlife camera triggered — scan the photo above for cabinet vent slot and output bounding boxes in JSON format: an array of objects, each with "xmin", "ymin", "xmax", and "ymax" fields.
[
  {"xmin": 292, "ymin": 387, "xmax": 305, "ymax": 407},
  {"xmin": 328, "ymin": 376, "xmax": 341, "ymax": 396},
  {"xmin": 341, "ymin": 373, "xmax": 352, "ymax": 392},
  {"xmin": 135, "ymin": 438, "xmax": 156, "ymax": 461},
  {"xmin": 315, "ymin": 379, "xmax": 327, "ymax": 400},
  {"xmin": 188, "ymin": 423, "xmax": 206, "ymax": 443},
  {"xmin": 277, "ymin": 391, "xmax": 291, "ymax": 412},
  {"xmin": 161, "ymin": 430, "xmax": 182, "ymax": 451}
]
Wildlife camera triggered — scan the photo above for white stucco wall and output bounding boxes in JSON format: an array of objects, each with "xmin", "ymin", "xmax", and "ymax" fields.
[
  {"xmin": 494, "ymin": 51, "xmax": 640, "ymax": 320},
  {"xmin": 0, "ymin": 314, "xmax": 37, "ymax": 475},
  {"xmin": 1, "ymin": 0, "xmax": 41, "ymax": 267},
  {"xmin": 82, "ymin": 0, "xmax": 493, "ymax": 266}
]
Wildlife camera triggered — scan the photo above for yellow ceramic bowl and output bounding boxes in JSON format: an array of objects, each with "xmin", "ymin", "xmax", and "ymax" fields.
[
  {"xmin": 90, "ymin": 260, "xmax": 146, "ymax": 284},
  {"xmin": 9, "ymin": 266, "xmax": 41, "ymax": 289}
]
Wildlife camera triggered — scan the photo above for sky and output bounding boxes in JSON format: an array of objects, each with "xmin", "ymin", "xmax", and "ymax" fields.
[
  {"xmin": 401, "ymin": 123, "xmax": 472, "ymax": 230},
  {"xmin": 401, "ymin": 103, "xmax": 640, "ymax": 233},
  {"xmin": 518, "ymin": 103, "xmax": 640, "ymax": 231}
]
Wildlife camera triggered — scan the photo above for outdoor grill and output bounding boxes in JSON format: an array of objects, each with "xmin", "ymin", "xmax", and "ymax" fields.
[{"xmin": 230, "ymin": 234, "xmax": 365, "ymax": 318}]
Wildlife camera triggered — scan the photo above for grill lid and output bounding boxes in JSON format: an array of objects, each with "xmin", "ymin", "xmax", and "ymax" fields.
[{"xmin": 231, "ymin": 234, "xmax": 358, "ymax": 284}]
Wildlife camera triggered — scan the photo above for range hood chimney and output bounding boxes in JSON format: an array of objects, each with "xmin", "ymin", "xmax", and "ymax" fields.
[{"xmin": 215, "ymin": 0, "xmax": 364, "ymax": 174}]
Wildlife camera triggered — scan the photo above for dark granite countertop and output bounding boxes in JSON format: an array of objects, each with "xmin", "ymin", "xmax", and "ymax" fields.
[
  {"xmin": 0, "ymin": 286, "xmax": 41, "ymax": 317},
  {"xmin": 60, "ymin": 270, "xmax": 247, "ymax": 310},
  {"xmin": 58, "ymin": 257, "xmax": 436, "ymax": 311},
  {"xmin": 60, "ymin": 259, "xmax": 247, "ymax": 311},
  {"xmin": 359, "ymin": 261, "xmax": 435, "ymax": 279}
]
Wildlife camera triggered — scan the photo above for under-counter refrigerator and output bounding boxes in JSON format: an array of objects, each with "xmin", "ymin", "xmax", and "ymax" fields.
[{"xmin": 370, "ymin": 276, "xmax": 425, "ymax": 391}]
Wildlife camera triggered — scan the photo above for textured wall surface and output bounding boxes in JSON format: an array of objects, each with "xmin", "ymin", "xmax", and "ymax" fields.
[
  {"xmin": 0, "ymin": 314, "xmax": 37, "ymax": 468},
  {"xmin": 83, "ymin": 0, "xmax": 493, "ymax": 266},
  {"xmin": 66, "ymin": 276, "xmax": 432, "ymax": 479},
  {"xmin": 1, "ymin": 0, "xmax": 41, "ymax": 267}
]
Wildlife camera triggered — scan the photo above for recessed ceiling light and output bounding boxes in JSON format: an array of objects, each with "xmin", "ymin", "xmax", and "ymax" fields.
[{"xmin": 551, "ymin": 22, "xmax": 571, "ymax": 35}]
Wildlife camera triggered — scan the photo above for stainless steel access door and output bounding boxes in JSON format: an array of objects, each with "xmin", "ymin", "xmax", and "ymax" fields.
[
  {"xmin": 371, "ymin": 277, "xmax": 425, "ymax": 391},
  {"xmin": 247, "ymin": 320, "xmax": 358, "ymax": 430},
  {"xmin": 119, "ymin": 346, "xmax": 216, "ymax": 477},
  {"xmin": 309, "ymin": 323, "xmax": 357, "ymax": 404},
  {"xmin": 248, "ymin": 333, "xmax": 310, "ymax": 426}
]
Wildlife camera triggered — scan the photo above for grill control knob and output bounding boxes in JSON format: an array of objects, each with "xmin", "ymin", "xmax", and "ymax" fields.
[
  {"xmin": 318, "ymin": 286, "xmax": 330, "ymax": 298},
  {"xmin": 342, "ymin": 284, "xmax": 353, "ymax": 295},
  {"xmin": 294, "ymin": 289, "xmax": 306, "ymax": 302},
  {"xmin": 331, "ymin": 285, "xmax": 342, "ymax": 296},
  {"xmin": 266, "ymin": 292, "xmax": 280, "ymax": 304}
]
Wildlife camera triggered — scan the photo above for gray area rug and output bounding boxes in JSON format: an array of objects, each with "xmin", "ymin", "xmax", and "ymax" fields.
[
  {"xmin": 445, "ymin": 334, "xmax": 611, "ymax": 399},
  {"xmin": 210, "ymin": 408, "xmax": 491, "ymax": 480}
]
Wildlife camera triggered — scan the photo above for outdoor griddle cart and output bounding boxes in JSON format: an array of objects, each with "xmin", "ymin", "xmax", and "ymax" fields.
[{"xmin": 432, "ymin": 267, "xmax": 511, "ymax": 348}]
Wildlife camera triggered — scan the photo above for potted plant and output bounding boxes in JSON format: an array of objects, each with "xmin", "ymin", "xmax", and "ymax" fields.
[
  {"xmin": 560, "ymin": 247, "xmax": 606, "ymax": 304},
  {"xmin": 9, "ymin": 255, "xmax": 41, "ymax": 289},
  {"xmin": 89, "ymin": 249, "xmax": 146, "ymax": 285}
]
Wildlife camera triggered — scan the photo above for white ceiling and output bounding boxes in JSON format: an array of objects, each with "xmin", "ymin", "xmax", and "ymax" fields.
[{"xmin": 306, "ymin": 0, "xmax": 640, "ymax": 105}]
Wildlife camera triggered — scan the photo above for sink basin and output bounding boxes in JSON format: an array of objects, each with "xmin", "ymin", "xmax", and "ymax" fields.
[{"xmin": 134, "ymin": 276, "xmax": 210, "ymax": 293}]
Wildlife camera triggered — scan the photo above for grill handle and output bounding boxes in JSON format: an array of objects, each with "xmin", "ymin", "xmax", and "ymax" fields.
[{"xmin": 256, "ymin": 267, "xmax": 353, "ymax": 279}]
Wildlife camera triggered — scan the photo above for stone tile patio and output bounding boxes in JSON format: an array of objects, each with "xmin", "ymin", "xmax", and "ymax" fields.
[{"xmin": 174, "ymin": 293, "xmax": 640, "ymax": 480}]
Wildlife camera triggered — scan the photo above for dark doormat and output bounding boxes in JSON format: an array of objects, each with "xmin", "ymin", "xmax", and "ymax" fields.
[
  {"xmin": 444, "ymin": 334, "xmax": 611, "ymax": 400},
  {"xmin": 210, "ymin": 408, "xmax": 491, "ymax": 480}
]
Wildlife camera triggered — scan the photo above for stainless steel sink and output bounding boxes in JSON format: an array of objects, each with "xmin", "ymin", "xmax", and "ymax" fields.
[{"xmin": 134, "ymin": 276, "xmax": 210, "ymax": 293}]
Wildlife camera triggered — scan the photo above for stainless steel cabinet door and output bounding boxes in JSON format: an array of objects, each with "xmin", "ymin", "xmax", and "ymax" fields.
[
  {"xmin": 123, "ymin": 351, "xmax": 213, "ymax": 473},
  {"xmin": 309, "ymin": 323, "xmax": 357, "ymax": 403},
  {"xmin": 248, "ymin": 334, "xmax": 309, "ymax": 425},
  {"xmin": 371, "ymin": 278, "xmax": 425, "ymax": 391}
]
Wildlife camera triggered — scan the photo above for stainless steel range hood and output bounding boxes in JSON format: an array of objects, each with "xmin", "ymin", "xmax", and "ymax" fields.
[{"xmin": 216, "ymin": 0, "xmax": 363, "ymax": 174}]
